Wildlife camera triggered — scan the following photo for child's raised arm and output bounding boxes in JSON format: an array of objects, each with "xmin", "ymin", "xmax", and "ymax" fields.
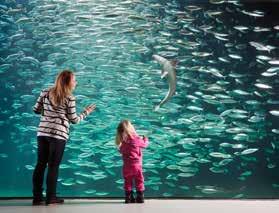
[{"xmin": 137, "ymin": 135, "xmax": 149, "ymax": 148}]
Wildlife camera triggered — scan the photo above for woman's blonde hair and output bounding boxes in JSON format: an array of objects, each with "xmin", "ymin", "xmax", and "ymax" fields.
[
  {"xmin": 115, "ymin": 120, "xmax": 136, "ymax": 146},
  {"xmin": 49, "ymin": 70, "xmax": 74, "ymax": 107}
]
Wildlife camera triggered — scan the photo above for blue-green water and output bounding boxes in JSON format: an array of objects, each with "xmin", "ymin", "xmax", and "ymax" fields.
[{"xmin": 0, "ymin": 0, "xmax": 279, "ymax": 198}]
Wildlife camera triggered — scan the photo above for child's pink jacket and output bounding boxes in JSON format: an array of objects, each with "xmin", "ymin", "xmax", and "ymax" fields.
[{"xmin": 119, "ymin": 134, "xmax": 149, "ymax": 165}]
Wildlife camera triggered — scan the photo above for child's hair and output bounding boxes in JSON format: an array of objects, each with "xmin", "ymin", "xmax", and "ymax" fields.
[{"xmin": 115, "ymin": 120, "xmax": 136, "ymax": 146}]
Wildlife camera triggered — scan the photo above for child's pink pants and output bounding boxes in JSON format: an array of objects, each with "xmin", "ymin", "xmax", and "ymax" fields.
[{"xmin": 123, "ymin": 164, "xmax": 144, "ymax": 192}]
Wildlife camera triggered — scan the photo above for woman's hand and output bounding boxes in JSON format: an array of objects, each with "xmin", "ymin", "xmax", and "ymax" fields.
[{"xmin": 85, "ymin": 104, "xmax": 96, "ymax": 115}]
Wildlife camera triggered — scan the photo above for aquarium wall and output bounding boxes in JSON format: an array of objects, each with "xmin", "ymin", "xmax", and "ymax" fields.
[{"xmin": 0, "ymin": 0, "xmax": 278, "ymax": 198}]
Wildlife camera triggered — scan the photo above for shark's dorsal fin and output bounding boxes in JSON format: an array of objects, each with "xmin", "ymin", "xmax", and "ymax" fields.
[{"xmin": 171, "ymin": 60, "xmax": 179, "ymax": 67}]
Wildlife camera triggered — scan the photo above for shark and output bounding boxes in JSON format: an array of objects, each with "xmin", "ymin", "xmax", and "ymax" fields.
[{"xmin": 152, "ymin": 54, "xmax": 178, "ymax": 111}]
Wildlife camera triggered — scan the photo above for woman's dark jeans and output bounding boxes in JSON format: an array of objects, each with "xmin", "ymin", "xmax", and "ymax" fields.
[{"xmin": 32, "ymin": 136, "xmax": 66, "ymax": 199}]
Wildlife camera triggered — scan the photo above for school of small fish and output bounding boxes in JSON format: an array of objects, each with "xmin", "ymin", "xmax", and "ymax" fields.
[{"xmin": 0, "ymin": 0, "xmax": 278, "ymax": 198}]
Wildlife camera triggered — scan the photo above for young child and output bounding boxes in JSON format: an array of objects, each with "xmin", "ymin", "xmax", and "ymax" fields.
[{"xmin": 115, "ymin": 120, "xmax": 149, "ymax": 203}]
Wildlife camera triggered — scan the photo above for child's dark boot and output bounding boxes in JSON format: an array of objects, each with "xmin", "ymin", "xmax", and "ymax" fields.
[
  {"xmin": 136, "ymin": 191, "xmax": 144, "ymax": 203},
  {"xmin": 125, "ymin": 191, "xmax": 135, "ymax": 204}
]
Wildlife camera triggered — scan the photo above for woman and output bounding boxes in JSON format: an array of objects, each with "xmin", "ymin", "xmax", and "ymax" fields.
[{"xmin": 32, "ymin": 70, "xmax": 96, "ymax": 205}]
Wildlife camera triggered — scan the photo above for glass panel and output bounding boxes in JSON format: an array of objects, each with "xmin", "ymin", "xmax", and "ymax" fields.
[{"xmin": 0, "ymin": 0, "xmax": 278, "ymax": 198}]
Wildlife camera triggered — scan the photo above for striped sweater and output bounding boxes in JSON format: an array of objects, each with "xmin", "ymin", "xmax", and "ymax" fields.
[{"xmin": 33, "ymin": 88, "xmax": 88, "ymax": 141}]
